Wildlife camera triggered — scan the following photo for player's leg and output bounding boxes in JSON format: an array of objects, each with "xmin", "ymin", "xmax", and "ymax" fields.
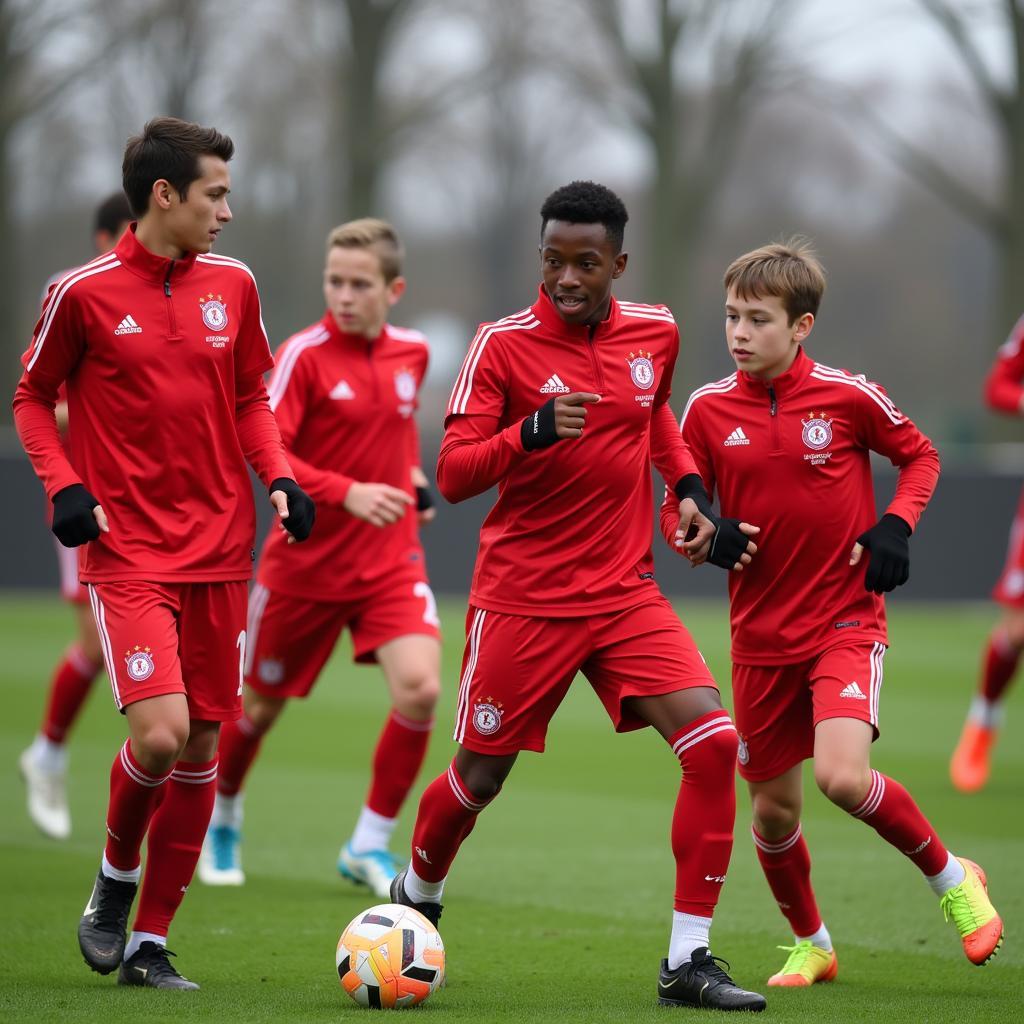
[
  {"xmin": 20, "ymin": 584, "xmax": 104, "ymax": 839},
  {"xmin": 813, "ymin": 643, "xmax": 1002, "ymax": 966},
  {"xmin": 77, "ymin": 583, "xmax": 189, "ymax": 976},
  {"xmin": 339, "ymin": 626, "xmax": 441, "ymax": 896},
  {"xmin": 391, "ymin": 606, "xmax": 577, "ymax": 925},
  {"xmin": 119, "ymin": 581, "xmax": 248, "ymax": 990},
  {"xmin": 951, "ymin": 604, "xmax": 1024, "ymax": 792},
  {"xmin": 588, "ymin": 598, "xmax": 764, "ymax": 1012},
  {"xmin": 201, "ymin": 584, "xmax": 342, "ymax": 885}
]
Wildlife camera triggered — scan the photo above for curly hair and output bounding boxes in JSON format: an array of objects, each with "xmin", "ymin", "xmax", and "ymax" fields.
[{"xmin": 540, "ymin": 181, "xmax": 629, "ymax": 253}]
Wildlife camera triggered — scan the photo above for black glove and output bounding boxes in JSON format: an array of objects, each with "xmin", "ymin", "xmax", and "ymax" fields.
[
  {"xmin": 51, "ymin": 483, "xmax": 101, "ymax": 547},
  {"xmin": 674, "ymin": 473, "xmax": 751, "ymax": 571},
  {"xmin": 269, "ymin": 478, "xmax": 316, "ymax": 542},
  {"xmin": 520, "ymin": 398, "xmax": 560, "ymax": 451},
  {"xmin": 415, "ymin": 485, "xmax": 434, "ymax": 512},
  {"xmin": 855, "ymin": 513, "xmax": 911, "ymax": 594}
]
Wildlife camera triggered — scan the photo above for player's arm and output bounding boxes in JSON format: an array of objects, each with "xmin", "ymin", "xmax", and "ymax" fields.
[
  {"xmin": 848, "ymin": 380, "xmax": 940, "ymax": 593},
  {"xmin": 984, "ymin": 315, "xmax": 1024, "ymax": 415},
  {"xmin": 13, "ymin": 290, "xmax": 108, "ymax": 546}
]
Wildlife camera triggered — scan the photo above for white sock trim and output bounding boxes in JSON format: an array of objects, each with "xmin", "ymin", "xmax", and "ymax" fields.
[
  {"xmin": 210, "ymin": 791, "xmax": 243, "ymax": 829},
  {"xmin": 968, "ymin": 695, "xmax": 1005, "ymax": 730},
  {"xmin": 124, "ymin": 930, "xmax": 166, "ymax": 961},
  {"xmin": 405, "ymin": 861, "xmax": 445, "ymax": 903},
  {"xmin": 795, "ymin": 922, "xmax": 833, "ymax": 952},
  {"xmin": 926, "ymin": 851, "xmax": 967, "ymax": 897},
  {"xmin": 29, "ymin": 734, "xmax": 68, "ymax": 773},
  {"xmin": 101, "ymin": 854, "xmax": 140, "ymax": 884},
  {"xmin": 350, "ymin": 805, "xmax": 398, "ymax": 855},
  {"xmin": 668, "ymin": 911, "xmax": 712, "ymax": 970}
]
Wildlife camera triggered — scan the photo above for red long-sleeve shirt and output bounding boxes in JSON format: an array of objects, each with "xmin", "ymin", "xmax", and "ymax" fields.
[
  {"xmin": 660, "ymin": 348, "xmax": 940, "ymax": 664},
  {"xmin": 13, "ymin": 226, "xmax": 292, "ymax": 583},
  {"xmin": 441, "ymin": 286, "xmax": 697, "ymax": 617},
  {"xmin": 985, "ymin": 315, "xmax": 1024, "ymax": 414}
]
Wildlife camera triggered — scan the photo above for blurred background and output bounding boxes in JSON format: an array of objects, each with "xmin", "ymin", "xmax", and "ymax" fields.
[{"xmin": 0, "ymin": 0, "xmax": 1021, "ymax": 597}]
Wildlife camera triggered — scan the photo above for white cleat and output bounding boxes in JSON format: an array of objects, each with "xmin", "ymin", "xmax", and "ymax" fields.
[
  {"xmin": 198, "ymin": 825, "xmax": 245, "ymax": 886},
  {"xmin": 337, "ymin": 843, "xmax": 403, "ymax": 899},
  {"xmin": 19, "ymin": 747, "xmax": 71, "ymax": 840}
]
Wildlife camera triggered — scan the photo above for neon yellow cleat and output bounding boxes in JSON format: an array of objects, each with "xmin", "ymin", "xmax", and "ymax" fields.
[
  {"xmin": 940, "ymin": 858, "xmax": 1004, "ymax": 965},
  {"xmin": 767, "ymin": 941, "xmax": 837, "ymax": 987}
]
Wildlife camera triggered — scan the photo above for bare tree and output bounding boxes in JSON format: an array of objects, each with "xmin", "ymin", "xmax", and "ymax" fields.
[{"xmin": 589, "ymin": 0, "xmax": 798, "ymax": 313}]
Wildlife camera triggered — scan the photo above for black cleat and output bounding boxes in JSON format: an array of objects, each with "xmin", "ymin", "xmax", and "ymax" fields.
[
  {"xmin": 118, "ymin": 942, "xmax": 199, "ymax": 990},
  {"xmin": 390, "ymin": 867, "xmax": 443, "ymax": 927},
  {"xmin": 78, "ymin": 869, "xmax": 137, "ymax": 974},
  {"xmin": 658, "ymin": 948, "xmax": 766, "ymax": 1012}
]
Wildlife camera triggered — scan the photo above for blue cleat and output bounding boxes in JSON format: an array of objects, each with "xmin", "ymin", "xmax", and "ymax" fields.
[
  {"xmin": 337, "ymin": 843, "xmax": 402, "ymax": 898},
  {"xmin": 198, "ymin": 824, "xmax": 245, "ymax": 886}
]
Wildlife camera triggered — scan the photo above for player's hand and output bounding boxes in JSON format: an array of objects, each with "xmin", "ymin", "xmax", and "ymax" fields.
[
  {"xmin": 675, "ymin": 507, "xmax": 759, "ymax": 570},
  {"xmin": 850, "ymin": 513, "xmax": 910, "ymax": 593},
  {"xmin": 269, "ymin": 478, "xmax": 316, "ymax": 543},
  {"xmin": 674, "ymin": 498, "xmax": 715, "ymax": 563},
  {"xmin": 344, "ymin": 481, "xmax": 415, "ymax": 527},
  {"xmin": 521, "ymin": 392, "xmax": 601, "ymax": 450},
  {"xmin": 51, "ymin": 483, "xmax": 108, "ymax": 547},
  {"xmin": 411, "ymin": 466, "xmax": 436, "ymax": 525}
]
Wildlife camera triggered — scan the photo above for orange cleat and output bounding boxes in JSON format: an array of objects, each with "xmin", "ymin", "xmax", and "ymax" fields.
[
  {"xmin": 941, "ymin": 858, "xmax": 1004, "ymax": 965},
  {"xmin": 767, "ymin": 941, "xmax": 838, "ymax": 987},
  {"xmin": 950, "ymin": 721, "xmax": 997, "ymax": 793}
]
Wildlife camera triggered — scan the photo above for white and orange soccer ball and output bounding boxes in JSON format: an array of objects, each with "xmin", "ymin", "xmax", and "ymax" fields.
[{"xmin": 336, "ymin": 903, "xmax": 445, "ymax": 1009}]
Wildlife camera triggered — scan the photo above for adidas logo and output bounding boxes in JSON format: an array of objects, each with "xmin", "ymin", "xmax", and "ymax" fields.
[
  {"xmin": 114, "ymin": 314, "xmax": 142, "ymax": 335},
  {"xmin": 330, "ymin": 379, "xmax": 355, "ymax": 400},
  {"xmin": 724, "ymin": 426, "xmax": 750, "ymax": 446},
  {"xmin": 839, "ymin": 681, "xmax": 868, "ymax": 700},
  {"xmin": 539, "ymin": 374, "xmax": 570, "ymax": 394}
]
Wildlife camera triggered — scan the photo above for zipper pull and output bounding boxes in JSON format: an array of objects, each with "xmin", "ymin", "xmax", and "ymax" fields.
[
  {"xmin": 164, "ymin": 261, "xmax": 174, "ymax": 297},
  {"xmin": 768, "ymin": 384, "xmax": 777, "ymax": 416}
]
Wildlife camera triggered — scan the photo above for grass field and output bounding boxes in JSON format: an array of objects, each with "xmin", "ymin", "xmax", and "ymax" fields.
[{"xmin": 1, "ymin": 593, "xmax": 1022, "ymax": 1022}]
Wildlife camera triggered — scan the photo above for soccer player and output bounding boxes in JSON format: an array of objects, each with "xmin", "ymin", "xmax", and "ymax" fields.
[
  {"xmin": 950, "ymin": 313, "xmax": 1024, "ymax": 792},
  {"xmin": 662, "ymin": 239, "xmax": 1003, "ymax": 988},
  {"xmin": 199, "ymin": 218, "xmax": 441, "ymax": 897},
  {"xmin": 389, "ymin": 181, "xmax": 767, "ymax": 1012},
  {"xmin": 19, "ymin": 192, "xmax": 132, "ymax": 840},
  {"xmin": 12, "ymin": 117, "xmax": 315, "ymax": 990}
]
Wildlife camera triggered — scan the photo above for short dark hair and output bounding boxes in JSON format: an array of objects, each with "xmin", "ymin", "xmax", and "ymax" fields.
[
  {"xmin": 540, "ymin": 181, "xmax": 629, "ymax": 253},
  {"xmin": 94, "ymin": 191, "xmax": 133, "ymax": 236},
  {"xmin": 122, "ymin": 117, "xmax": 234, "ymax": 218}
]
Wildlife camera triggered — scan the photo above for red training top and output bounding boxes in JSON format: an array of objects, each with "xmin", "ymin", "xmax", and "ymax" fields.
[
  {"xmin": 660, "ymin": 347, "xmax": 940, "ymax": 664},
  {"xmin": 441, "ymin": 284, "xmax": 698, "ymax": 617},
  {"xmin": 256, "ymin": 314, "xmax": 430, "ymax": 601},
  {"xmin": 985, "ymin": 315, "xmax": 1024, "ymax": 414},
  {"xmin": 13, "ymin": 226, "xmax": 292, "ymax": 583}
]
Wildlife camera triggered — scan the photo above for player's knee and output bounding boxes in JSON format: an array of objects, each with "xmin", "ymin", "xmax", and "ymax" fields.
[
  {"xmin": 393, "ymin": 675, "xmax": 441, "ymax": 719},
  {"xmin": 815, "ymin": 764, "xmax": 871, "ymax": 810},
  {"xmin": 677, "ymin": 720, "xmax": 738, "ymax": 772},
  {"xmin": 1001, "ymin": 615, "xmax": 1024, "ymax": 650},
  {"xmin": 243, "ymin": 692, "xmax": 285, "ymax": 732},
  {"xmin": 751, "ymin": 791, "xmax": 800, "ymax": 838},
  {"xmin": 133, "ymin": 724, "xmax": 187, "ymax": 770},
  {"xmin": 456, "ymin": 756, "xmax": 514, "ymax": 803}
]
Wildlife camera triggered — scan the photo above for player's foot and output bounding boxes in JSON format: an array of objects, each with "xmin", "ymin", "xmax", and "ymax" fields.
[
  {"xmin": 767, "ymin": 941, "xmax": 838, "ymax": 987},
  {"xmin": 950, "ymin": 722, "xmax": 997, "ymax": 793},
  {"xmin": 658, "ymin": 948, "xmax": 767, "ymax": 1011},
  {"xmin": 198, "ymin": 824, "xmax": 245, "ymax": 886},
  {"xmin": 118, "ymin": 942, "xmax": 199, "ymax": 990},
  {"xmin": 390, "ymin": 867, "xmax": 443, "ymax": 927},
  {"xmin": 78, "ymin": 869, "xmax": 137, "ymax": 974},
  {"xmin": 19, "ymin": 746, "xmax": 71, "ymax": 840},
  {"xmin": 940, "ymin": 857, "xmax": 1003, "ymax": 965},
  {"xmin": 338, "ymin": 843, "xmax": 403, "ymax": 898}
]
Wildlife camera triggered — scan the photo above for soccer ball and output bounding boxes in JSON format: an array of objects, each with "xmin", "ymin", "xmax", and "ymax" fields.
[{"xmin": 336, "ymin": 903, "xmax": 445, "ymax": 1009}]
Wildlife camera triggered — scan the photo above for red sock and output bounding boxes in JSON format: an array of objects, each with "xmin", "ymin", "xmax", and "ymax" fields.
[
  {"xmin": 41, "ymin": 645, "xmax": 102, "ymax": 743},
  {"xmin": 409, "ymin": 761, "xmax": 494, "ymax": 884},
  {"xmin": 104, "ymin": 740, "xmax": 171, "ymax": 871},
  {"xmin": 133, "ymin": 757, "xmax": 218, "ymax": 937},
  {"xmin": 752, "ymin": 824, "xmax": 822, "ymax": 936},
  {"xmin": 669, "ymin": 710, "xmax": 738, "ymax": 916},
  {"xmin": 366, "ymin": 710, "xmax": 433, "ymax": 818},
  {"xmin": 216, "ymin": 714, "xmax": 266, "ymax": 796},
  {"xmin": 981, "ymin": 629, "xmax": 1019, "ymax": 704},
  {"xmin": 850, "ymin": 770, "xmax": 949, "ymax": 876}
]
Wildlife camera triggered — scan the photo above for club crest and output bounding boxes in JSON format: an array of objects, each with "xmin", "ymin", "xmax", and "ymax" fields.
[
  {"xmin": 124, "ymin": 645, "xmax": 155, "ymax": 682},
  {"xmin": 472, "ymin": 697, "xmax": 504, "ymax": 736},
  {"xmin": 199, "ymin": 294, "xmax": 228, "ymax": 331},
  {"xmin": 801, "ymin": 411, "xmax": 833, "ymax": 451},
  {"xmin": 394, "ymin": 368, "xmax": 417, "ymax": 403},
  {"xmin": 626, "ymin": 350, "xmax": 655, "ymax": 390}
]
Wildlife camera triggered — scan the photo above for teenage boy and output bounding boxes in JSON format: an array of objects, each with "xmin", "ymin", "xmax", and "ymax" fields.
[
  {"xmin": 12, "ymin": 117, "xmax": 314, "ymax": 990},
  {"xmin": 20, "ymin": 191, "xmax": 132, "ymax": 841},
  {"xmin": 390, "ymin": 181, "xmax": 766, "ymax": 1012},
  {"xmin": 662, "ymin": 239, "xmax": 1002, "ymax": 987},
  {"xmin": 950, "ymin": 313, "xmax": 1024, "ymax": 792},
  {"xmin": 200, "ymin": 218, "xmax": 441, "ymax": 897}
]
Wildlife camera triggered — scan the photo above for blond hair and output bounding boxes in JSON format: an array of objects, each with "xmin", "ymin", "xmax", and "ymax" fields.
[
  {"xmin": 326, "ymin": 218, "xmax": 404, "ymax": 282},
  {"xmin": 724, "ymin": 237, "xmax": 826, "ymax": 324}
]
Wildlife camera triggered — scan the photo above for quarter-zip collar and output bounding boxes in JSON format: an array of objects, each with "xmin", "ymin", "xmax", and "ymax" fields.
[
  {"xmin": 320, "ymin": 311, "xmax": 386, "ymax": 350},
  {"xmin": 115, "ymin": 223, "xmax": 198, "ymax": 286},
  {"xmin": 531, "ymin": 283, "xmax": 620, "ymax": 339},
  {"xmin": 736, "ymin": 346, "xmax": 813, "ymax": 400}
]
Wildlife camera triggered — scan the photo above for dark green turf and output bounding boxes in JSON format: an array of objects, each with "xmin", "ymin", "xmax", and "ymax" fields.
[{"xmin": 1, "ymin": 593, "xmax": 1021, "ymax": 1021}]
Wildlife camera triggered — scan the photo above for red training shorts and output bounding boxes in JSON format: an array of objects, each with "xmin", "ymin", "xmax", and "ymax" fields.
[
  {"xmin": 244, "ymin": 577, "xmax": 441, "ymax": 698},
  {"xmin": 732, "ymin": 640, "xmax": 887, "ymax": 782},
  {"xmin": 452, "ymin": 595, "xmax": 716, "ymax": 756},
  {"xmin": 87, "ymin": 580, "xmax": 248, "ymax": 720},
  {"xmin": 993, "ymin": 486, "xmax": 1024, "ymax": 606}
]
